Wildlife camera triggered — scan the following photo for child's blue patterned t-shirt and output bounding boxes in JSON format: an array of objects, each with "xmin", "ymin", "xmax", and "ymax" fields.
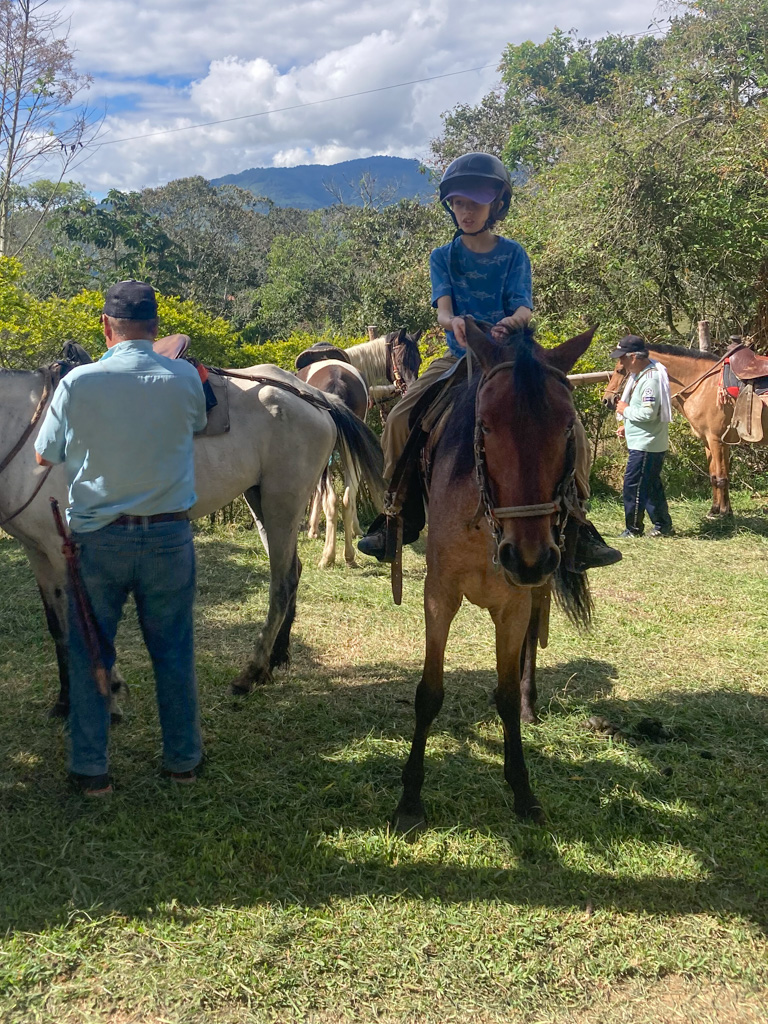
[{"xmin": 430, "ymin": 236, "xmax": 533, "ymax": 357}]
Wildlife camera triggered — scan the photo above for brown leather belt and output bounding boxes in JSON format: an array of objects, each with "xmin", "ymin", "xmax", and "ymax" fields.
[{"xmin": 112, "ymin": 511, "xmax": 189, "ymax": 526}]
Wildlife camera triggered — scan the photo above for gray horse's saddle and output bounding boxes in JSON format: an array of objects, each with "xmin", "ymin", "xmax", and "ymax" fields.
[{"xmin": 153, "ymin": 334, "xmax": 191, "ymax": 359}]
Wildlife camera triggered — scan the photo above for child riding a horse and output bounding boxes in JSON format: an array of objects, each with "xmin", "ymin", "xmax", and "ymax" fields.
[{"xmin": 358, "ymin": 151, "xmax": 621, "ymax": 573}]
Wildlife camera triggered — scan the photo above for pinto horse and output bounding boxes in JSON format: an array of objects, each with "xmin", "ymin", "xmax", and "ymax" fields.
[
  {"xmin": 300, "ymin": 328, "xmax": 422, "ymax": 567},
  {"xmin": 297, "ymin": 357, "xmax": 370, "ymax": 567},
  {"xmin": 602, "ymin": 342, "xmax": 768, "ymax": 518},
  {"xmin": 392, "ymin": 318, "xmax": 594, "ymax": 832},
  {"xmin": 0, "ymin": 361, "xmax": 384, "ymax": 716}
]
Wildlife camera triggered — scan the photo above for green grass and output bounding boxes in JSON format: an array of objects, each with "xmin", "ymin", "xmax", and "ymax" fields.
[{"xmin": 1, "ymin": 496, "xmax": 767, "ymax": 1023}]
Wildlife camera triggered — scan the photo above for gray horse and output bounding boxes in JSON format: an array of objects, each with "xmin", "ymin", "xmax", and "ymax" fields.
[{"xmin": 0, "ymin": 362, "xmax": 384, "ymax": 715}]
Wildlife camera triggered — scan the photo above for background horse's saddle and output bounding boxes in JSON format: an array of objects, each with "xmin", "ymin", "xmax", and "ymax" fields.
[
  {"xmin": 295, "ymin": 342, "xmax": 351, "ymax": 370},
  {"xmin": 726, "ymin": 342, "xmax": 768, "ymax": 381}
]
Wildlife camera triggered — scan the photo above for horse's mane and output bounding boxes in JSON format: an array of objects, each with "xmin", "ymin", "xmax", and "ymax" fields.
[
  {"xmin": 647, "ymin": 342, "xmax": 718, "ymax": 362},
  {"xmin": 345, "ymin": 336, "xmax": 388, "ymax": 385}
]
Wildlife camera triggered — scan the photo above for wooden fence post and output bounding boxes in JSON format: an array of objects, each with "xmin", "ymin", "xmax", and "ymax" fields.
[
  {"xmin": 367, "ymin": 325, "xmax": 378, "ymax": 341},
  {"xmin": 698, "ymin": 320, "xmax": 711, "ymax": 352}
]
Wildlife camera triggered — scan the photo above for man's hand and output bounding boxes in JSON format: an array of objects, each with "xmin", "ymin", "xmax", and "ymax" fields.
[
  {"xmin": 451, "ymin": 317, "xmax": 467, "ymax": 349},
  {"xmin": 616, "ymin": 400, "xmax": 629, "ymax": 415},
  {"xmin": 490, "ymin": 307, "xmax": 533, "ymax": 341},
  {"xmin": 616, "ymin": 424, "xmax": 625, "ymax": 438},
  {"xmin": 35, "ymin": 451, "xmax": 53, "ymax": 468}
]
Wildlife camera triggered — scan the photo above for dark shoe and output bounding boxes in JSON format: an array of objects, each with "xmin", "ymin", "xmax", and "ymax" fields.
[
  {"xmin": 357, "ymin": 514, "xmax": 420, "ymax": 562},
  {"xmin": 70, "ymin": 772, "xmax": 113, "ymax": 797},
  {"xmin": 574, "ymin": 521, "xmax": 623, "ymax": 571},
  {"xmin": 619, "ymin": 528, "xmax": 642, "ymax": 539},
  {"xmin": 169, "ymin": 769, "xmax": 196, "ymax": 785},
  {"xmin": 649, "ymin": 526, "xmax": 675, "ymax": 538}
]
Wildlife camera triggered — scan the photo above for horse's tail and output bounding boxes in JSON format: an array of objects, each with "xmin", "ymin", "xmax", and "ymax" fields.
[
  {"xmin": 553, "ymin": 564, "xmax": 593, "ymax": 630},
  {"xmin": 323, "ymin": 394, "xmax": 385, "ymax": 512}
]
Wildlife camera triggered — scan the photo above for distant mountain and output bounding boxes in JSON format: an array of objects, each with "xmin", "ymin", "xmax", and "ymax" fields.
[{"xmin": 211, "ymin": 156, "xmax": 435, "ymax": 209}]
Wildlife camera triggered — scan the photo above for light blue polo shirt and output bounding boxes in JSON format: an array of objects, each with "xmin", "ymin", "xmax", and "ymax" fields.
[
  {"xmin": 34, "ymin": 339, "xmax": 207, "ymax": 532},
  {"xmin": 430, "ymin": 236, "xmax": 533, "ymax": 356}
]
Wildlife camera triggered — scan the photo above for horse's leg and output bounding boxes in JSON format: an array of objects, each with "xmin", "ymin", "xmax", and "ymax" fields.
[
  {"xmin": 392, "ymin": 576, "xmax": 461, "ymax": 833},
  {"xmin": 341, "ymin": 462, "xmax": 360, "ymax": 567},
  {"xmin": 319, "ymin": 471, "xmax": 338, "ymax": 568},
  {"xmin": 520, "ymin": 592, "xmax": 543, "ymax": 725},
  {"xmin": 36, "ymin": 581, "xmax": 70, "ymax": 719},
  {"xmin": 232, "ymin": 491, "xmax": 303, "ymax": 693},
  {"xmin": 708, "ymin": 436, "xmax": 732, "ymax": 517},
  {"xmin": 308, "ymin": 479, "xmax": 323, "ymax": 540},
  {"xmin": 270, "ymin": 549, "xmax": 302, "ymax": 670},
  {"xmin": 491, "ymin": 600, "xmax": 544, "ymax": 823},
  {"xmin": 243, "ymin": 485, "xmax": 270, "ymax": 555}
]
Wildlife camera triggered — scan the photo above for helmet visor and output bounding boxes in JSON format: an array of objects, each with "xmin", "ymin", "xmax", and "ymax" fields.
[{"xmin": 443, "ymin": 184, "xmax": 501, "ymax": 205}]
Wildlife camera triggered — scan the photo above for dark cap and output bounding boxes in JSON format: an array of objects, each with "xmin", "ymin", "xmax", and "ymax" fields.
[
  {"xmin": 609, "ymin": 335, "xmax": 648, "ymax": 359},
  {"xmin": 102, "ymin": 280, "xmax": 157, "ymax": 320}
]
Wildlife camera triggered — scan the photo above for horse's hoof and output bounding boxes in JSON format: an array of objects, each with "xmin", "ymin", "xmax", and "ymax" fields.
[
  {"xmin": 521, "ymin": 708, "xmax": 540, "ymax": 725},
  {"xmin": 391, "ymin": 805, "xmax": 427, "ymax": 836},
  {"xmin": 49, "ymin": 701, "xmax": 69, "ymax": 719},
  {"xmin": 345, "ymin": 559, "xmax": 359, "ymax": 569},
  {"xmin": 515, "ymin": 797, "xmax": 546, "ymax": 825},
  {"xmin": 110, "ymin": 711, "xmax": 123, "ymax": 726},
  {"xmin": 230, "ymin": 681, "xmax": 251, "ymax": 696}
]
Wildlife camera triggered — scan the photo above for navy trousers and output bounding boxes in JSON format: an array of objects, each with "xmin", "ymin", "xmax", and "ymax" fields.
[{"xmin": 622, "ymin": 449, "xmax": 673, "ymax": 535}]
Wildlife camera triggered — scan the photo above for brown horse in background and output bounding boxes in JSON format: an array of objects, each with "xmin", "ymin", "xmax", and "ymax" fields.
[
  {"xmin": 392, "ymin": 318, "xmax": 595, "ymax": 833},
  {"xmin": 602, "ymin": 343, "xmax": 768, "ymax": 518}
]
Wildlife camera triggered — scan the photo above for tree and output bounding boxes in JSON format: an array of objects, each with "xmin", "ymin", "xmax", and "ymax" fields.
[
  {"xmin": 56, "ymin": 189, "xmax": 191, "ymax": 294},
  {"xmin": 0, "ymin": 0, "xmax": 97, "ymax": 256}
]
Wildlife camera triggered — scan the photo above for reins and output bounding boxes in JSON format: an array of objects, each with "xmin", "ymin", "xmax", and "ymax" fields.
[
  {"xmin": 0, "ymin": 367, "xmax": 54, "ymax": 527},
  {"xmin": 472, "ymin": 359, "xmax": 577, "ymax": 565}
]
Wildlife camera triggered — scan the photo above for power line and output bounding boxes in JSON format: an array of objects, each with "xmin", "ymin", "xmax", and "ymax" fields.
[
  {"xmin": 96, "ymin": 64, "xmax": 499, "ymax": 147},
  {"xmin": 94, "ymin": 23, "xmax": 672, "ymax": 150}
]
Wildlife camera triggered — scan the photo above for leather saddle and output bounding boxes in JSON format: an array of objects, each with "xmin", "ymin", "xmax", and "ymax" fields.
[
  {"xmin": 153, "ymin": 334, "xmax": 191, "ymax": 359},
  {"xmin": 726, "ymin": 342, "xmax": 768, "ymax": 381},
  {"xmin": 295, "ymin": 342, "xmax": 351, "ymax": 370}
]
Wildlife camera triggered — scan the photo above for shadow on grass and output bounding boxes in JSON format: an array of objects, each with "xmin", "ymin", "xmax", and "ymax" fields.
[
  {"xmin": 2, "ymin": 654, "xmax": 767, "ymax": 936},
  {"xmin": 1, "ymin": 532, "xmax": 766, "ymax": 940}
]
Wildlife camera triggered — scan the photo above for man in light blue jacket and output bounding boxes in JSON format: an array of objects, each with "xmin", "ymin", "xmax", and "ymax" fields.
[
  {"xmin": 35, "ymin": 280, "xmax": 207, "ymax": 796},
  {"xmin": 613, "ymin": 335, "xmax": 674, "ymax": 538}
]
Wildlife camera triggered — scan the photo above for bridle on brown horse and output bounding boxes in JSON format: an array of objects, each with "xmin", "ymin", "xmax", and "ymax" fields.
[
  {"xmin": 471, "ymin": 359, "xmax": 579, "ymax": 568},
  {"xmin": 0, "ymin": 366, "xmax": 54, "ymax": 527}
]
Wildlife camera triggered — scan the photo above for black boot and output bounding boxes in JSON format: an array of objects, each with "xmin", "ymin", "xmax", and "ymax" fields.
[
  {"xmin": 574, "ymin": 520, "xmax": 622, "ymax": 571},
  {"xmin": 358, "ymin": 513, "xmax": 421, "ymax": 562}
]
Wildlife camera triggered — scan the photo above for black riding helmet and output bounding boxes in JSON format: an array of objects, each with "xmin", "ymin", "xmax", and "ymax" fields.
[{"xmin": 439, "ymin": 152, "xmax": 514, "ymax": 235}]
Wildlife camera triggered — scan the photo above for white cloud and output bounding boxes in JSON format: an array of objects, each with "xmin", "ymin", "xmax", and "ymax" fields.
[{"xmin": 55, "ymin": 0, "xmax": 670, "ymax": 192}]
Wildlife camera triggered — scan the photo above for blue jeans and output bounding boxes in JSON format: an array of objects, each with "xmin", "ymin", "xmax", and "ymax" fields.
[
  {"xmin": 68, "ymin": 519, "xmax": 201, "ymax": 777},
  {"xmin": 622, "ymin": 449, "xmax": 673, "ymax": 535}
]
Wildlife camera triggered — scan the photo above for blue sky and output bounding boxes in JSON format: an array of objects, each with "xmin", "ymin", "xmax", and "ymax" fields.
[{"xmin": 41, "ymin": 0, "xmax": 674, "ymax": 194}]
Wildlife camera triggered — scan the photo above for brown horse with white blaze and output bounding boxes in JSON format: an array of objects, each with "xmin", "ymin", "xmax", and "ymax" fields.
[{"xmin": 392, "ymin": 318, "xmax": 595, "ymax": 833}]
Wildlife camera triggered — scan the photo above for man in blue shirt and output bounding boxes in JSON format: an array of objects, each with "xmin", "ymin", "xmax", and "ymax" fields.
[
  {"xmin": 35, "ymin": 280, "xmax": 207, "ymax": 796},
  {"xmin": 359, "ymin": 152, "xmax": 620, "ymax": 572}
]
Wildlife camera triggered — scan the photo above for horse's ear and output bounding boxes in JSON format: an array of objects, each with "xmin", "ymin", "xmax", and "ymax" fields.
[
  {"xmin": 464, "ymin": 317, "xmax": 499, "ymax": 371},
  {"xmin": 543, "ymin": 326, "xmax": 598, "ymax": 375},
  {"xmin": 397, "ymin": 326, "xmax": 407, "ymax": 342},
  {"xmin": 409, "ymin": 330, "xmax": 423, "ymax": 343}
]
